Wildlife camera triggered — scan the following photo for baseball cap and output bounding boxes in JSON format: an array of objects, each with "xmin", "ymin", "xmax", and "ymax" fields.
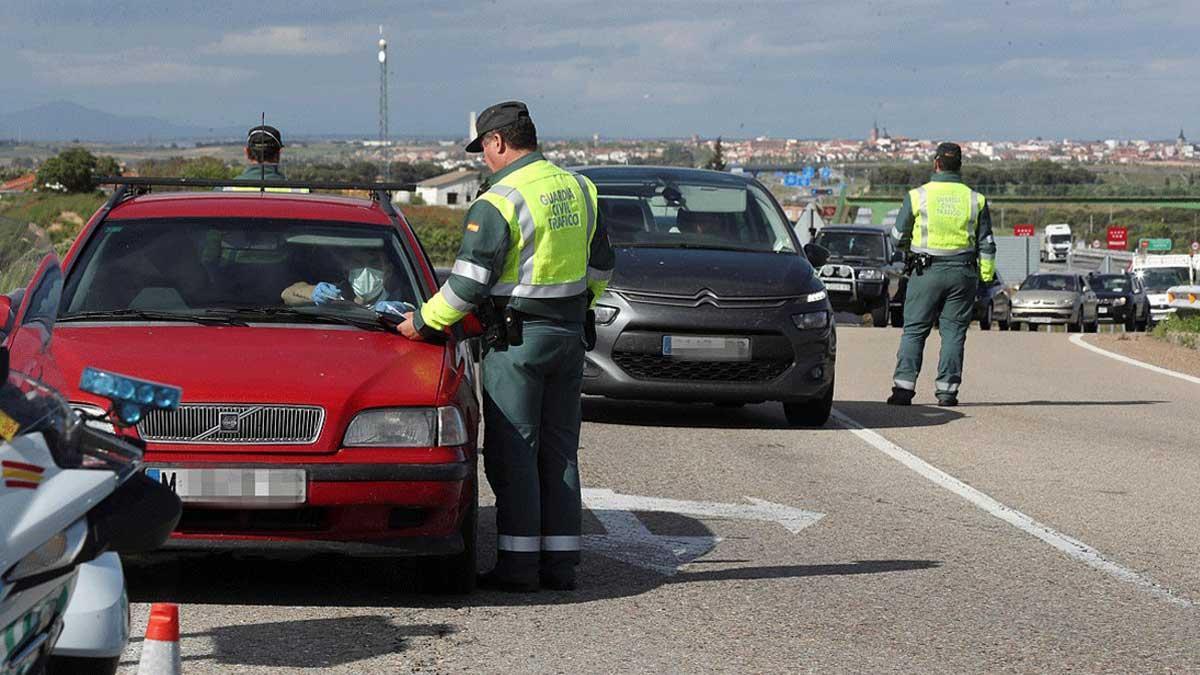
[
  {"xmin": 934, "ymin": 142, "xmax": 962, "ymax": 162},
  {"xmin": 465, "ymin": 101, "xmax": 530, "ymax": 153},
  {"xmin": 247, "ymin": 125, "xmax": 283, "ymax": 149}
]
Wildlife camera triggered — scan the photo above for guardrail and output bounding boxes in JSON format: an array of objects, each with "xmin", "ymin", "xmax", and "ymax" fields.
[
  {"xmin": 1168, "ymin": 285, "xmax": 1200, "ymax": 316},
  {"xmin": 1066, "ymin": 249, "xmax": 1135, "ymax": 273}
]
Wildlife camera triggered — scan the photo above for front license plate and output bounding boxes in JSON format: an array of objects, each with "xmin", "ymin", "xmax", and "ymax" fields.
[
  {"xmin": 1029, "ymin": 317, "xmax": 1055, "ymax": 324},
  {"xmin": 145, "ymin": 467, "xmax": 307, "ymax": 507},
  {"xmin": 1098, "ymin": 307, "xmax": 1108, "ymax": 314},
  {"xmin": 825, "ymin": 282, "xmax": 852, "ymax": 292},
  {"xmin": 663, "ymin": 335, "xmax": 751, "ymax": 362}
]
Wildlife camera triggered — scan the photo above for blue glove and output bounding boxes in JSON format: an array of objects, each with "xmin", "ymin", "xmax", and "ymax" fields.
[
  {"xmin": 373, "ymin": 300, "xmax": 415, "ymax": 316},
  {"xmin": 311, "ymin": 282, "xmax": 342, "ymax": 305}
]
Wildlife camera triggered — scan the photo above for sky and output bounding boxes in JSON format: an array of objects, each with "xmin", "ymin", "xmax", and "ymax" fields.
[{"xmin": 1, "ymin": 0, "xmax": 1198, "ymax": 140}]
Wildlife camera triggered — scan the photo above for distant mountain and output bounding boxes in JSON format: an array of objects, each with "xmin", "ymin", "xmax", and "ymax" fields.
[{"xmin": 0, "ymin": 102, "xmax": 244, "ymax": 143}]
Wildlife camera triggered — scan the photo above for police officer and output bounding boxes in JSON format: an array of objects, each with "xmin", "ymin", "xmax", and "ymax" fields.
[
  {"xmin": 236, "ymin": 125, "xmax": 287, "ymax": 181},
  {"xmin": 396, "ymin": 101, "xmax": 615, "ymax": 592},
  {"xmin": 887, "ymin": 142, "xmax": 996, "ymax": 407}
]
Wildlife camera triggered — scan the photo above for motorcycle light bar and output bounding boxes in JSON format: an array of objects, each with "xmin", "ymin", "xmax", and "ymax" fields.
[
  {"xmin": 79, "ymin": 368, "xmax": 182, "ymax": 426},
  {"xmin": 94, "ymin": 175, "xmax": 417, "ymax": 194}
]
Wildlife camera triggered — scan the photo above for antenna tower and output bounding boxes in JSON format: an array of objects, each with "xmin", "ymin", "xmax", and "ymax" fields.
[{"xmin": 378, "ymin": 26, "xmax": 390, "ymax": 178}]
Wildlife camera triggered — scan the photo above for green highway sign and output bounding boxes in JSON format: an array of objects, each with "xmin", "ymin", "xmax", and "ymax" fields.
[{"xmin": 1139, "ymin": 238, "xmax": 1172, "ymax": 252}]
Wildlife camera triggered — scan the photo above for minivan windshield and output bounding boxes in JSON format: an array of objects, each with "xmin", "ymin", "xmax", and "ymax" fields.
[
  {"xmin": 1020, "ymin": 274, "xmax": 1078, "ymax": 292},
  {"xmin": 814, "ymin": 231, "xmax": 886, "ymax": 260},
  {"xmin": 592, "ymin": 181, "xmax": 797, "ymax": 254},
  {"xmin": 1138, "ymin": 267, "xmax": 1188, "ymax": 292},
  {"xmin": 60, "ymin": 218, "xmax": 420, "ymax": 328}
]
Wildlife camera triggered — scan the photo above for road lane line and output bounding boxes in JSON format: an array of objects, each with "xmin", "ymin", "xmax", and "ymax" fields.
[
  {"xmin": 830, "ymin": 408, "xmax": 1193, "ymax": 609},
  {"xmin": 1069, "ymin": 334, "xmax": 1200, "ymax": 386}
]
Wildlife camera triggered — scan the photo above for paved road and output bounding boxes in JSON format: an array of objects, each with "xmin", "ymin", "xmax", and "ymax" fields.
[{"xmin": 117, "ymin": 328, "xmax": 1199, "ymax": 673}]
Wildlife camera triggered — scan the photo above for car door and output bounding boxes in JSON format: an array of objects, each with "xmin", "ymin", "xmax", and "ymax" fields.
[
  {"xmin": 1079, "ymin": 275, "xmax": 1097, "ymax": 321},
  {"xmin": 3, "ymin": 255, "xmax": 67, "ymax": 393},
  {"xmin": 992, "ymin": 273, "xmax": 1010, "ymax": 317}
]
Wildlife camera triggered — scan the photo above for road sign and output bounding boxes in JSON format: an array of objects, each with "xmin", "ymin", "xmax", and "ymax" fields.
[
  {"xmin": 1107, "ymin": 226, "xmax": 1128, "ymax": 251},
  {"xmin": 1093, "ymin": 239, "xmax": 1102, "ymax": 249},
  {"xmin": 1013, "ymin": 223, "xmax": 1035, "ymax": 237},
  {"xmin": 811, "ymin": 188, "xmax": 833, "ymax": 196},
  {"xmin": 1139, "ymin": 238, "xmax": 1172, "ymax": 252},
  {"xmin": 1192, "ymin": 241, "xmax": 1199, "ymax": 252},
  {"xmin": 820, "ymin": 205, "xmax": 837, "ymax": 218},
  {"xmin": 784, "ymin": 173, "xmax": 798, "ymax": 186},
  {"xmin": 820, "ymin": 166, "xmax": 832, "ymax": 180}
]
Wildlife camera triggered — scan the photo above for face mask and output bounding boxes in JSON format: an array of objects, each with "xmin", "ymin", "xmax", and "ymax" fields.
[{"xmin": 349, "ymin": 267, "xmax": 385, "ymax": 303}]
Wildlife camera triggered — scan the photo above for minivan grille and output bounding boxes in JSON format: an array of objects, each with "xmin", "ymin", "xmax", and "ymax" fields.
[
  {"xmin": 139, "ymin": 404, "xmax": 325, "ymax": 444},
  {"xmin": 613, "ymin": 352, "xmax": 791, "ymax": 382}
]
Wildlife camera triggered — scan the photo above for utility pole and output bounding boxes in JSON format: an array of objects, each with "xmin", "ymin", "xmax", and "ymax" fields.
[{"xmin": 378, "ymin": 26, "xmax": 390, "ymax": 180}]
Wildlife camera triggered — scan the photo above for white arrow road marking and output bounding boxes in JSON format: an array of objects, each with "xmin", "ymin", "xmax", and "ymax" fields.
[{"xmin": 580, "ymin": 488, "xmax": 826, "ymax": 576}]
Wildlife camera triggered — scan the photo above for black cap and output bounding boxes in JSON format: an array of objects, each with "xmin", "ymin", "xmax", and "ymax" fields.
[
  {"xmin": 934, "ymin": 142, "xmax": 962, "ymax": 163},
  {"xmin": 466, "ymin": 101, "xmax": 530, "ymax": 153},
  {"xmin": 247, "ymin": 125, "xmax": 283, "ymax": 149}
]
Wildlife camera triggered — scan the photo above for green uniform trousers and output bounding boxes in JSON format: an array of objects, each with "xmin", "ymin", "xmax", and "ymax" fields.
[
  {"xmin": 893, "ymin": 261, "xmax": 979, "ymax": 396},
  {"xmin": 482, "ymin": 320, "xmax": 585, "ymax": 585}
]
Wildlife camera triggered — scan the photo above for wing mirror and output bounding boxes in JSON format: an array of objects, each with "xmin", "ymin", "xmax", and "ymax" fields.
[
  {"xmin": 804, "ymin": 243, "xmax": 830, "ymax": 268},
  {"xmin": 891, "ymin": 250, "xmax": 906, "ymax": 264},
  {"xmin": 0, "ymin": 295, "xmax": 11, "ymax": 341},
  {"xmin": 0, "ymin": 346, "xmax": 8, "ymax": 383}
]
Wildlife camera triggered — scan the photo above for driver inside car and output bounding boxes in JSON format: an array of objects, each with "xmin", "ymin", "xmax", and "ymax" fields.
[{"xmin": 280, "ymin": 245, "xmax": 411, "ymax": 316}]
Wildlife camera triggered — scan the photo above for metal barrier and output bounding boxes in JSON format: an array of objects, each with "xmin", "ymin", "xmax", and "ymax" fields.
[
  {"xmin": 1066, "ymin": 249, "xmax": 1135, "ymax": 274},
  {"xmin": 1168, "ymin": 285, "xmax": 1200, "ymax": 316}
]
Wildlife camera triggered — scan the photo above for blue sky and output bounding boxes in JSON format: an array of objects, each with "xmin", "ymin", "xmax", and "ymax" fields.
[{"xmin": 1, "ymin": 0, "xmax": 1197, "ymax": 139}]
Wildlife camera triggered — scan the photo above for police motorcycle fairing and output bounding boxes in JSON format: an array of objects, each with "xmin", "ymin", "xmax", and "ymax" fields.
[{"xmin": 0, "ymin": 219, "xmax": 181, "ymax": 675}]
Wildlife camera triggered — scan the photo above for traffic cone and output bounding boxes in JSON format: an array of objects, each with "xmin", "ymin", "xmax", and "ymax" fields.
[{"xmin": 137, "ymin": 603, "xmax": 181, "ymax": 674}]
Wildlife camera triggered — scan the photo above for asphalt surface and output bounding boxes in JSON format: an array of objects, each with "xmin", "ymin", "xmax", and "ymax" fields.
[{"xmin": 116, "ymin": 327, "xmax": 1200, "ymax": 673}]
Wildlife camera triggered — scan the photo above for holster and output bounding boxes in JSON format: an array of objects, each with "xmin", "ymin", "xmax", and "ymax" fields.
[
  {"xmin": 584, "ymin": 310, "xmax": 597, "ymax": 351},
  {"xmin": 479, "ymin": 300, "xmax": 525, "ymax": 351}
]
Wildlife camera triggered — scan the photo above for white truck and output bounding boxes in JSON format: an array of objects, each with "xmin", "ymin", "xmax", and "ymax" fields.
[
  {"xmin": 1131, "ymin": 254, "xmax": 1199, "ymax": 323},
  {"xmin": 1040, "ymin": 223, "xmax": 1073, "ymax": 262}
]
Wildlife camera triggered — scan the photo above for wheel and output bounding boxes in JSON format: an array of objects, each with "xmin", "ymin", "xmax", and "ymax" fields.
[
  {"xmin": 998, "ymin": 309, "xmax": 1011, "ymax": 331},
  {"xmin": 890, "ymin": 308, "xmax": 904, "ymax": 328},
  {"xmin": 1027, "ymin": 322, "xmax": 1038, "ymax": 332},
  {"xmin": 1068, "ymin": 312, "xmax": 1082, "ymax": 333},
  {"xmin": 783, "ymin": 377, "xmax": 834, "ymax": 428},
  {"xmin": 1085, "ymin": 319, "xmax": 1098, "ymax": 333},
  {"xmin": 979, "ymin": 302, "xmax": 993, "ymax": 331},
  {"xmin": 870, "ymin": 301, "xmax": 889, "ymax": 328},
  {"xmin": 421, "ymin": 481, "xmax": 478, "ymax": 594},
  {"xmin": 48, "ymin": 656, "xmax": 120, "ymax": 675},
  {"xmin": 1124, "ymin": 310, "xmax": 1136, "ymax": 333},
  {"xmin": 1140, "ymin": 307, "xmax": 1151, "ymax": 332}
]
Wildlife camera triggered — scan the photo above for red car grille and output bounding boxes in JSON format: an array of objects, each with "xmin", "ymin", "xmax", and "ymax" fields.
[{"xmin": 138, "ymin": 404, "xmax": 325, "ymax": 445}]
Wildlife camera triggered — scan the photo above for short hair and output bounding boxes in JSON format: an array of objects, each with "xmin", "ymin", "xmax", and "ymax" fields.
[
  {"xmin": 248, "ymin": 144, "xmax": 281, "ymax": 164},
  {"xmin": 939, "ymin": 154, "xmax": 962, "ymax": 172},
  {"xmin": 489, "ymin": 116, "xmax": 538, "ymax": 151}
]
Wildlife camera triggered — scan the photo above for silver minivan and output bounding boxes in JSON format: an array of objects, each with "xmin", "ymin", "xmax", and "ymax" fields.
[{"xmin": 1009, "ymin": 273, "xmax": 1099, "ymax": 332}]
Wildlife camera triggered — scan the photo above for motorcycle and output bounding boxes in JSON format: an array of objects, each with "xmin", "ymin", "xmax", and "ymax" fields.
[{"xmin": 1, "ymin": 218, "xmax": 182, "ymax": 675}]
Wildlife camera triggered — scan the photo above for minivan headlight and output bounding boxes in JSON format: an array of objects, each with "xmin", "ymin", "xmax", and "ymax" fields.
[
  {"xmin": 858, "ymin": 269, "xmax": 884, "ymax": 281},
  {"xmin": 792, "ymin": 310, "xmax": 830, "ymax": 330},
  {"xmin": 593, "ymin": 305, "xmax": 619, "ymax": 325},
  {"xmin": 344, "ymin": 407, "xmax": 467, "ymax": 447}
]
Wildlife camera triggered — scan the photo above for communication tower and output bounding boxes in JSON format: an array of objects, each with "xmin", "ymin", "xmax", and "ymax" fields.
[{"xmin": 378, "ymin": 26, "xmax": 389, "ymax": 178}]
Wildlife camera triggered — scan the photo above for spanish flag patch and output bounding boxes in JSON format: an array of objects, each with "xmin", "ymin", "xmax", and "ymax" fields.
[
  {"xmin": 466, "ymin": 222, "xmax": 480, "ymax": 233},
  {"xmin": 3, "ymin": 460, "xmax": 45, "ymax": 490}
]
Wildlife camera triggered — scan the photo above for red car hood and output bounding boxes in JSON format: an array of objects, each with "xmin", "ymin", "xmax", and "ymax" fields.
[{"xmin": 51, "ymin": 323, "xmax": 452, "ymax": 454}]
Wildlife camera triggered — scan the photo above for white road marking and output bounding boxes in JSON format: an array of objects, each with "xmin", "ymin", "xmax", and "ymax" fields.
[
  {"xmin": 831, "ymin": 409, "xmax": 1193, "ymax": 609},
  {"xmin": 1069, "ymin": 333, "xmax": 1200, "ymax": 386},
  {"xmin": 581, "ymin": 488, "xmax": 826, "ymax": 575}
]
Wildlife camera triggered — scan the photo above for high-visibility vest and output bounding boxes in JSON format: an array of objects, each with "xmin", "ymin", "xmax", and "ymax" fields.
[
  {"xmin": 908, "ymin": 181, "xmax": 985, "ymax": 256},
  {"xmin": 476, "ymin": 159, "xmax": 598, "ymax": 299}
]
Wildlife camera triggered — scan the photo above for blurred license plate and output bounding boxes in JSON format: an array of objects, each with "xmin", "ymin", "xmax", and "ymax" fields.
[
  {"xmin": 825, "ymin": 282, "xmax": 852, "ymax": 292},
  {"xmin": 663, "ymin": 336, "xmax": 751, "ymax": 361},
  {"xmin": 1098, "ymin": 307, "xmax": 1108, "ymax": 314},
  {"xmin": 145, "ymin": 467, "xmax": 306, "ymax": 507},
  {"xmin": 1029, "ymin": 317, "xmax": 1055, "ymax": 323}
]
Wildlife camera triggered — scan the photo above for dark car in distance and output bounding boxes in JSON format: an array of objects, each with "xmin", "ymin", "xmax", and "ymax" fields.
[
  {"xmin": 576, "ymin": 166, "xmax": 837, "ymax": 427},
  {"xmin": 974, "ymin": 271, "xmax": 1013, "ymax": 330},
  {"xmin": 1088, "ymin": 272, "xmax": 1151, "ymax": 331},
  {"xmin": 812, "ymin": 225, "xmax": 905, "ymax": 327}
]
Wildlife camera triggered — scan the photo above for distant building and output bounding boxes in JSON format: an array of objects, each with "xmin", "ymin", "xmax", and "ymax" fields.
[
  {"xmin": 0, "ymin": 173, "xmax": 35, "ymax": 194},
  {"xmin": 415, "ymin": 169, "xmax": 480, "ymax": 208}
]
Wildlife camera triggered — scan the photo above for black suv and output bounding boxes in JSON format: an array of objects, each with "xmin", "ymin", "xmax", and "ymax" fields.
[
  {"xmin": 1087, "ymin": 272, "xmax": 1151, "ymax": 331},
  {"xmin": 813, "ymin": 225, "xmax": 905, "ymax": 327}
]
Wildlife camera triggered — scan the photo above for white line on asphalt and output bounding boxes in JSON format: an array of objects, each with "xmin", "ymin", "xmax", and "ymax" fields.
[
  {"xmin": 1068, "ymin": 334, "xmax": 1200, "ymax": 386},
  {"xmin": 830, "ymin": 408, "xmax": 1193, "ymax": 609}
]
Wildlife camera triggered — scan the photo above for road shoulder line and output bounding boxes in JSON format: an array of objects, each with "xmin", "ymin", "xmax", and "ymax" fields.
[
  {"xmin": 1069, "ymin": 333, "xmax": 1200, "ymax": 386},
  {"xmin": 830, "ymin": 408, "xmax": 1192, "ymax": 609}
]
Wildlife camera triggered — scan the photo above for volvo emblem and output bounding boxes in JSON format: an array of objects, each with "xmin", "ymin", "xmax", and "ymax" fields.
[{"xmin": 219, "ymin": 412, "xmax": 240, "ymax": 433}]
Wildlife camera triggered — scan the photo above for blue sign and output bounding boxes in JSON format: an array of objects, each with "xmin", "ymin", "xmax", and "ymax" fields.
[
  {"xmin": 820, "ymin": 167, "xmax": 832, "ymax": 179},
  {"xmin": 784, "ymin": 173, "xmax": 799, "ymax": 186},
  {"xmin": 802, "ymin": 166, "xmax": 815, "ymax": 178},
  {"xmin": 799, "ymin": 176, "xmax": 811, "ymax": 187}
]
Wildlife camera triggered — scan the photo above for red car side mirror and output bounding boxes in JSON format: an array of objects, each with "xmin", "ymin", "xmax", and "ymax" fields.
[
  {"xmin": 0, "ymin": 295, "xmax": 12, "ymax": 337},
  {"xmin": 461, "ymin": 313, "xmax": 484, "ymax": 338}
]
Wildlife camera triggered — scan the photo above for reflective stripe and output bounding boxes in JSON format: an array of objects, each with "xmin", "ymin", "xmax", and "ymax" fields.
[
  {"xmin": 541, "ymin": 535, "xmax": 581, "ymax": 551},
  {"xmin": 911, "ymin": 245, "xmax": 976, "ymax": 256},
  {"xmin": 573, "ymin": 173, "xmax": 597, "ymax": 243},
  {"xmin": 440, "ymin": 282, "xmax": 474, "ymax": 312},
  {"xmin": 489, "ymin": 185, "xmax": 538, "ymax": 285},
  {"xmin": 890, "ymin": 226, "xmax": 903, "ymax": 241},
  {"xmin": 451, "ymin": 259, "xmax": 491, "ymax": 284},
  {"xmin": 587, "ymin": 266, "xmax": 613, "ymax": 282},
  {"xmin": 893, "ymin": 379, "xmax": 916, "ymax": 390},
  {"xmin": 935, "ymin": 381, "xmax": 960, "ymax": 393},
  {"xmin": 979, "ymin": 250, "xmax": 996, "ymax": 261},
  {"xmin": 984, "ymin": 234, "xmax": 995, "ymax": 244},
  {"xmin": 968, "ymin": 191, "xmax": 979, "ymax": 231},
  {"xmin": 497, "ymin": 535, "xmax": 541, "ymax": 552},
  {"xmin": 916, "ymin": 187, "xmax": 929, "ymax": 249},
  {"xmin": 491, "ymin": 279, "xmax": 588, "ymax": 299}
]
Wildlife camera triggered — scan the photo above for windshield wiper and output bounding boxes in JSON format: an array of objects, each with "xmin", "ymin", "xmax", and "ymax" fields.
[
  {"xmin": 58, "ymin": 309, "xmax": 250, "ymax": 327},
  {"xmin": 204, "ymin": 306, "xmax": 390, "ymax": 332},
  {"xmin": 620, "ymin": 242, "xmax": 779, "ymax": 254}
]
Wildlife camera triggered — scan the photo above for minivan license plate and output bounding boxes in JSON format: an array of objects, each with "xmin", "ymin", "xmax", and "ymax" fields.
[
  {"xmin": 663, "ymin": 336, "xmax": 751, "ymax": 362},
  {"xmin": 145, "ymin": 467, "xmax": 306, "ymax": 507}
]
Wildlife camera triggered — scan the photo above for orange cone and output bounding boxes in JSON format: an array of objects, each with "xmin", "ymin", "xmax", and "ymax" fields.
[{"xmin": 137, "ymin": 603, "xmax": 181, "ymax": 674}]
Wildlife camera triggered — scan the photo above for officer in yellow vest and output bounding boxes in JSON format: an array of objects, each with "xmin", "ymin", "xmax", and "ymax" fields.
[
  {"xmin": 888, "ymin": 143, "xmax": 996, "ymax": 407},
  {"xmin": 397, "ymin": 101, "xmax": 615, "ymax": 592}
]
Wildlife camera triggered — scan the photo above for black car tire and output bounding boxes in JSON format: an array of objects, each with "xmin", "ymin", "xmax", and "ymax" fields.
[
  {"xmin": 979, "ymin": 302, "xmax": 993, "ymax": 331},
  {"xmin": 1124, "ymin": 309, "xmax": 1136, "ymax": 332},
  {"xmin": 421, "ymin": 482, "xmax": 478, "ymax": 594},
  {"xmin": 1068, "ymin": 313, "xmax": 1082, "ymax": 333},
  {"xmin": 1027, "ymin": 322, "xmax": 1038, "ymax": 332},
  {"xmin": 870, "ymin": 301, "xmax": 889, "ymax": 328},
  {"xmin": 890, "ymin": 308, "xmax": 904, "ymax": 328},
  {"xmin": 1085, "ymin": 318, "xmax": 1098, "ymax": 333},
  {"xmin": 998, "ymin": 309, "xmax": 1011, "ymax": 331},
  {"xmin": 783, "ymin": 377, "xmax": 834, "ymax": 428}
]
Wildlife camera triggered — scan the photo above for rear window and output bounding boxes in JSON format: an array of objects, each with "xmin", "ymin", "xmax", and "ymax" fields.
[{"xmin": 61, "ymin": 218, "xmax": 420, "ymax": 316}]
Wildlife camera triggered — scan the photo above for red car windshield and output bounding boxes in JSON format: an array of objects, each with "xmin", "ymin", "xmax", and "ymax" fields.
[{"xmin": 60, "ymin": 218, "xmax": 421, "ymax": 323}]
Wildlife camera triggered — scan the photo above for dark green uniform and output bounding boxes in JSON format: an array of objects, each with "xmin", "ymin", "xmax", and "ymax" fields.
[
  {"xmin": 891, "ymin": 171, "xmax": 996, "ymax": 400},
  {"xmin": 234, "ymin": 163, "xmax": 286, "ymax": 181}
]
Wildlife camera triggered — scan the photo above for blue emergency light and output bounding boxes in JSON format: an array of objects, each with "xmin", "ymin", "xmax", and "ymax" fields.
[{"xmin": 79, "ymin": 367, "xmax": 182, "ymax": 426}]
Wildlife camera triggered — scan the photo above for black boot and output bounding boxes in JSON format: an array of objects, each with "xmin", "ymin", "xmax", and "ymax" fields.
[
  {"xmin": 936, "ymin": 394, "xmax": 958, "ymax": 407},
  {"xmin": 886, "ymin": 387, "xmax": 915, "ymax": 406}
]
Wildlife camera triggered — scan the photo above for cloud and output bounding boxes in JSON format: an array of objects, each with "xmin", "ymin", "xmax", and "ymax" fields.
[
  {"xmin": 201, "ymin": 26, "xmax": 357, "ymax": 56},
  {"xmin": 19, "ymin": 49, "xmax": 254, "ymax": 86}
]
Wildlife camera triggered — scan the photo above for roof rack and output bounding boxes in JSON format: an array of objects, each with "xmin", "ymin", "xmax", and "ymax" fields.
[{"xmin": 94, "ymin": 176, "xmax": 418, "ymax": 197}]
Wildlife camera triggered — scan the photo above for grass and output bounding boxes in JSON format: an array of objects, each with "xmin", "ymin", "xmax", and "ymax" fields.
[
  {"xmin": 1151, "ymin": 313, "xmax": 1200, "ymax": 348},
  {"xmin": 399, "ymin": 204, "xmax": 465, "ymax": 266},
  {"xmin": 0, "ymin": 191, "xmax": 106, "ymax": 255}
]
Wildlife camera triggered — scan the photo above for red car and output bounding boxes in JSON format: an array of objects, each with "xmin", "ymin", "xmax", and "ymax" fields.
[{"xmin": 49, "ymin": 183, "xmax": 480, "ymax": 592}]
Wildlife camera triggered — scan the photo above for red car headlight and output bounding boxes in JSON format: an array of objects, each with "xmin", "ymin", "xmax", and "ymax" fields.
[{"xmin": 344, "ymin": 406, "xmax": 467, "ymax": 447}]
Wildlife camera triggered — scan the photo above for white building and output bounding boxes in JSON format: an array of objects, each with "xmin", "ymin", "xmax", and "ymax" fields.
[{"xmin": 415, "ymin": 169, "xmax": 481, "ymax": 208}]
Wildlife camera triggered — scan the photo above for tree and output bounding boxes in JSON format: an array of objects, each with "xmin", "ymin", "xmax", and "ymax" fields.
[
  {"xmin": 95, "ymin": 155, "xmax": 121, "ymax": 179},
  {"xmin": 36, "ymin": 147, "xmax": 101, "ymax": 193},
  {"xmin": 704, "ymin": 137, "xmax": 727, "ymax": 172},
  {"xmin": 661, "ymin": 144, "xmax": 695, "ymax": 168}
]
